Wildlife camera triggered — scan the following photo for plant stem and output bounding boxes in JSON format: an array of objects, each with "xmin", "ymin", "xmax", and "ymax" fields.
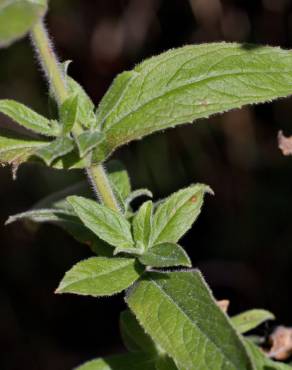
[
  {"xmin": 86, "ymin": 165, "xmax": 120, "ymax": 211},
  {"xmin": 30, "ymin": 19, "xmax": 120, "ymax": 212},
  {"xmin": 30, "ymin": 20, "xmax": 68, "ymax": 104}
]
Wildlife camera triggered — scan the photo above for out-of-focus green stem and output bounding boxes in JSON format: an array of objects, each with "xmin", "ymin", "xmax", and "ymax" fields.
[
  {"xmin": 30, "ymin": 19, "xmax": 120, "ymax": 212},
  {"xmin": 30, "ymin": 20, "xmax": 68, "ymax": 104}
]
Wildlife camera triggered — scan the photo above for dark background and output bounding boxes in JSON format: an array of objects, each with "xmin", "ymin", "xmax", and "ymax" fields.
[{"xmin": 1, "ymin": 0, "xmax": 292, "ymax": 369}]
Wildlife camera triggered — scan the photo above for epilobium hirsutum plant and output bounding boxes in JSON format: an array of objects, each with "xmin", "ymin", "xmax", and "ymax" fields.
[{"xmin": 1, "ymin": 1, "xmax": 292, "ymax": 369}]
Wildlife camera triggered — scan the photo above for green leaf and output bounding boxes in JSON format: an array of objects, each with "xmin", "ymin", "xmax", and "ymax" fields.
[
  {"xmin": 5, "ymin": 206, "xmax": 97, "ymax": 244},
  {"xmin": 245, "ymin": 340, "xmax": 292, "ymax": 370},
  {"xmin": 133, "ymin": 201, "xmax": 153, "ymax": 250},
  {"xmin": 120, "ymin": 310, "xmax": 158, "ymax": 355},
  {"xmin": 56, "ymin": 256, "xmax": 143, "ymax": 297},
  {"xmin": 0, "ymin": 130, "xmax": 48, "ymax": 166},
  {"xmin": 0, "ymin": 0, "xmax": 47, "ymax": 47},
  {"xmin": 93, "ymin": 43, "xmax": 292, "ymax": 163},
  {"xmin": 67, "ymin": 196, "xmax": 135, "ymax": 250},
  {"xmin": 0, "ymin": 100, "xmax": 59, "ymax": 136},
  {"xmin": 75, "ymin": 353, "xmax": 156, "ymax": 370},
  {"xmin": 231, "ymin": 309, "xmax": 275, "ymax": 334},
  {"xmin": 126, "ymin": 270, "xmax": 254, "ymax": 370},
  {"xmin": 138, "ymin": 243, "xmax": 191, "ymax": 268},
  {"xmin": 60, "ymin": 95, "xmax": 79, "ymax": 134},
  {"xmin": 65, "ymin": 72, "xmax": 96, "ymax": 129},
  {"xmin": 108, "ymin": 160, "xmax": 132, "ymax": 202},
  {"xmin": 35, "ymin": 136, "xmax": 75, "ymax": 166},
  {"xmin": 49, "ymin": 149, "xmax": 88, "ymax": 170},
  {"xmin": 6, "ymin": 208, "xmax": 73, "ymax": 225},
  {"xmin": 96, "ymin": 71, "xmax": 138, "ymax": 129},
  {"xmin": 155, "ymin": 356, "xmax": 178, "ymax": 370},
  {"xmin": 75, "ymin": 130, "xmax": 104, "ymax": 158},
  {"xmin": 151, "ymin": 184, "xmax": 212, "ymax": 245}
]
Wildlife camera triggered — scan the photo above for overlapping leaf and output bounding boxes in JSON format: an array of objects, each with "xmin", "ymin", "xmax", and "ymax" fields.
[
  {"xmin": 126, "ymin": 270, "xmax": 254, "ymax": 370},
  {"xmin": 67, "ymin": 196, "xmax": 135, "ymax": 251},
  {"xmin": 138, "ymin": 243, "xmax": 191, "ymax": 268}
]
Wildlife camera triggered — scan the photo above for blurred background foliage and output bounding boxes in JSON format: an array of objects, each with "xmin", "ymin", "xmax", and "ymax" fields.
[{"xmin": 1, "ymin": 0, "xmax": 292, "ymax": 369}]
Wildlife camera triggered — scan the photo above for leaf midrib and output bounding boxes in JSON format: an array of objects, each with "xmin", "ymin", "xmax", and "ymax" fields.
[
  {"xmin": 0, "ymin": 101, "xmax": 53, "ymax": 134},
  {"xmin": 152, "ymin": 190, "xmax": 197, "ymax": 244},
  {"xmin": 149, "ymin": 275, "xmax": 250, "ymax": 370},
  {"xmin": 75, "ymin": 201, "xmax": 133, "ymax": 246},
  {"xmin": 104, "ymin": 69, "xmax": 292, "ymax": 132},
  {"xmin": 62, "ymin": 259, "xmax": 135, "ymax": 290}
]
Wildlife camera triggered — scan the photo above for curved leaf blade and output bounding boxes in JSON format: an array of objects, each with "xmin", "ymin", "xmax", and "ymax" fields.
[
  {"xmin": 0, "ymin": 99, "xmax": 59, "ymax": 136},
  {"xmin": 126, "ymin": 270, "xmax": 254, "ymax": 370},
  {"xmin": 75, "ymin": 130, "xmax": 104, "ymax": 158},
  {"xmin": 35, "ymin": 136, "xmax": 75, "ymax": 166},
  {"xmin": 232, "ymin": 309, "xmax": 275, "ymax": 334},
  {"xmin": 67, "ymin": 196, "xmax": 135, "ymax": 250},
  {"xmin": 151, "ymin": 184, "xmax": 212, "ymax": 245},
  {"xmin": 60, "ymin": 95, "xmax": 79, "ymax": 134},
  {"xmin": 138, "ymin": 243, "xmax": 191, "ymax": 268},
  {"xmin": 133, "ymin": 201, "xmax": 153, "ymax": 251},
  {"xmin": 93, "ymin": 43, "xmax": 292, "ymax": 163},
  {"xmin": 65, "ymin": 73, "xmax": 96, "ymax": 129},
  {"xmin": 56, "ymin": 257, "xmax": 143, "ymax": 297}
]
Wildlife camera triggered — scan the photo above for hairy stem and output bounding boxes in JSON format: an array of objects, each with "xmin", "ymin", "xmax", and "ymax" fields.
[
  {"xmin": 30, "ymin": 20, "xmax": 68, "ymax": 104},
  {"xmin": 86, "ymin": 165, "xmax": 120, "ymax": 211},
  {"xmin": 30, "ymin": 19, "xmax": 120, "ymax": 212}
]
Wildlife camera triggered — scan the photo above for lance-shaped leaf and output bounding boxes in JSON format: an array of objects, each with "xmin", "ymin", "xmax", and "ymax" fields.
[
  {"xmin": 120, "ymin": 310, "xmax": 158, "ymax": 355},
  {"xmin": 245, "ymin": 340, "xmax": 292, "ymax": 370},
  {"xmin": 0, "ymin": 0, "xmax": 47, "ymax": 47},
  {"xmin": 0, "ymin": 130, "xmax": 48, "ymax": 165},
  {"xmin": 75, "ymin": 130, "xmax": 104, "ymax": 158},
  {"xmin": 107, "ymin": 160, "xmax": 132, "ymax": 202},
  {"xmin": 231, "ymin": 309, "xmax": 275, "ymax": 334},
  {"xmin": 56, "ymin": 257, "xmax": 143, "ymax": 297},
  {"xmin": 133, "ymin": 201, "xmax": 153, "ymax": 250},
  {"xmin": 67, "ymin": 196, "xmax": 135, "ymax": 250},
  {"xmin": 138, "ymin": 243, "xmax": 191, "ymax": 268},
  {"xmin": 126, "ymin": 270, "xmax": 254, "ymax": 370},
  {"xmin": 35, "ymin": 136, "xmax": 75, "ymax": 166},
  {"xmin": 6, "ymin": 208, "xmax": 73, "ymax": 225},
  {"xmin": 0, "ymin": 100, "xmax": 59, "ymax": 136},
  {"xmin": 5, "ymin": 207, "xmax": 95, "ymax": 243},
  {"xmin": 92, "ymin": 43, "xmax": 292, "ymax": 163},
  {"xmin": 95, "ymin": 71, "xmax": 138, "ymax": 129},
  {"xmin": 151, "ymin": 184, "xmax": 212, "ymax": 245},
  {"xmin": 75, "ymin": 353, "xmax": 156, "ymax": 370},
  {"xmin": 60, "ymin": 95, "xmax": 79, "ymax": 134},
  {"xmin": 65, "ymin": 72, "xmax": 96, "ymax": 129}
]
